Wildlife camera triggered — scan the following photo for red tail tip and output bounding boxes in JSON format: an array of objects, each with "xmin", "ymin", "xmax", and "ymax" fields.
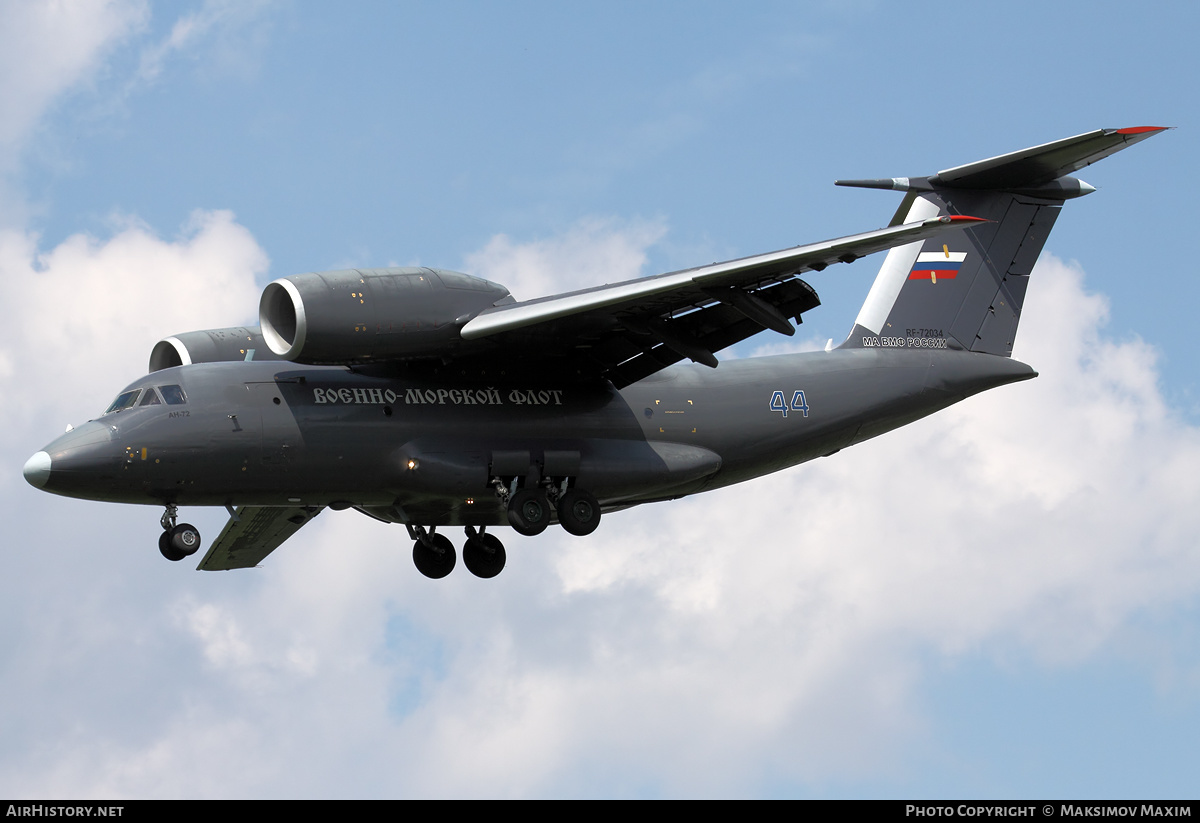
[{"xmin": 1116, "ymin": 126, "xmax": 1168, "ymax": 134}]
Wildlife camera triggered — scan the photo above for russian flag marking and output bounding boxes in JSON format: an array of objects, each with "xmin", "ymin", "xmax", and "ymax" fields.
[{"xmin": 909, "ymin": 250, "xmax": 967, "ymax": 282}]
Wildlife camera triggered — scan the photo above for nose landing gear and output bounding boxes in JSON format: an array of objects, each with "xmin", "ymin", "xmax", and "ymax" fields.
[{"xmin": 158, "ymin": 504, "xmax": 201, "ymax": 562}]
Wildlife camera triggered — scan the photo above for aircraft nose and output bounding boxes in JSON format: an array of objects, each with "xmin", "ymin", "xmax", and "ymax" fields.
[{"xmin": 23, "ymin": 451, "xmax": 51, "ymax": 489}]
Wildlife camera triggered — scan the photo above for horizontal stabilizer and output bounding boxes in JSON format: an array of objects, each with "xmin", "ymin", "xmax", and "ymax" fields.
[
  {"xmin": 837, "ymin": 128, "xmax": 1167, "ymax": 193},
  {"xmin": 931, "ymin": 127, "xmax": 1167, "ymax": 189}
]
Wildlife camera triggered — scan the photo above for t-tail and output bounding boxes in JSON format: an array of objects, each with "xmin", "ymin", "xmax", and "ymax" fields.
[{"xmin": 836, "ymin": 127, "xmax": 1166, "ymax": 356}]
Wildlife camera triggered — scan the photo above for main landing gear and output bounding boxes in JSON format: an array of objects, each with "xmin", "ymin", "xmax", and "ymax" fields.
[
  {"xmin": 158, "ymin": 504, "xmax": 201, "ymax": 562},
  {"xmin": 495, "ymin": 479, "xmax": 602, "ymax": 538},
  {"xmin": 407, "ymin": 481, "xmax": 602, "ymax": 580},
  {"xmin": 409, "ymin": 525, "xmax": 506, "ymax": 579}
]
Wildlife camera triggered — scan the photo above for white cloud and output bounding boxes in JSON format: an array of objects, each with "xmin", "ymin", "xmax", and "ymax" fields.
[
  {"xmin": 0, "ymin": 0, "xmax": 147, "ymax": 224},
  {"xmin": 463, "ymin": 216, "xmax": 667, "ymax": 301},
  {"xmin": 1, "ymin": 1, "xmax": 1189, "ymax": 800},
  {"xmin": 0, "ymin": 0, "xmax": 278, "ymax": 226},
  {"xmin": 0, "ymin": 209, "xmax": 266, "ymax": 445},
  {"xmin": 0, "ymin": 0, "xmax": 147, "ymax": 157},
  {"xmin": 132, "ymin": 0, "xmax": 274, "ymax": 88},
  {"xmin": 5, "ymin": 217, "xmax": 1199, "ymax": 797},
  {"xmin": 742, "ymin": 333, "xmax": 828, "ymax": 359}
]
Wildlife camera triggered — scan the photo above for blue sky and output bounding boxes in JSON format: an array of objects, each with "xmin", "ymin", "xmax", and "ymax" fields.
[{"xmin": 2, "ymin": 0, "xmax": 1199, "ymax": 798}]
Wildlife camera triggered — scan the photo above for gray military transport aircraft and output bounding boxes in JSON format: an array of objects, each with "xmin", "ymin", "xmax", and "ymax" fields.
[{"xmin": 23, "ymin": 127, "xmax": 1163, "ymax": 579}]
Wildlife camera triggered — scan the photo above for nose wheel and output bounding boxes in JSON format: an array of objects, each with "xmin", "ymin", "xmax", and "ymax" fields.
[{"xmin": 158, "ymin": 505, "xmax": 201, "ymax": 562}]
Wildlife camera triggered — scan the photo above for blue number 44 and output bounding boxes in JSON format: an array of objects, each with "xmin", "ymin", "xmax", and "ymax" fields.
[{"xmin": 770, "ymin": 390, "xmax": 810, "ymax": 418}]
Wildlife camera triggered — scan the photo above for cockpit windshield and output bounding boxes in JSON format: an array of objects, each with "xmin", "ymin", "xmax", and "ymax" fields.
[
  {"xmin": 159, "ymin": 384, "xmax": 187, "ymax": 405},
  {"xmin": 102, "ymin": 384, "xmax": 187, "ymax": 415},
  {"xmin": 103, "ymin": 389, "xmax": 141, "ymax": 415}
]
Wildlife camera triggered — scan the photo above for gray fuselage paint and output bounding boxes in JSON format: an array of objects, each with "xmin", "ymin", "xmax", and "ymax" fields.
[{"xmin": 35, "ymin": 350, "xmax": 1034, "ymax": 526}]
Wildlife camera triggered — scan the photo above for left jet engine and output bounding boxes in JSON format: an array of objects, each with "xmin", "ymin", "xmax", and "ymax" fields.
[
  {"xmin": 149, "ymin": 327, "xmax": 281, "ymax": 372},
  {"xmin": 259, "ymin": 267, "xmax": 512, "ymax": 365}
]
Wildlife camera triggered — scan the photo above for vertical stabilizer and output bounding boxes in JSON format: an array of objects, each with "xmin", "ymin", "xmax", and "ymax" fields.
[{"xmin": 837, "ymin": 127, "xmax": 1166, "ymax": 356}]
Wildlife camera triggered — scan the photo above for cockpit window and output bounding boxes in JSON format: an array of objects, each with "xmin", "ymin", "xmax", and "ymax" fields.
[
  {"xmin": 158, "ymin": 384, "xmax": 187, "ymax": 405},
  {"xmin": 139, "ymin": 388, "xmax": 162, "ymax": 406},
  {"xmin": 104, "ymin": 389, "xmax": 142, "ymax": 415}
]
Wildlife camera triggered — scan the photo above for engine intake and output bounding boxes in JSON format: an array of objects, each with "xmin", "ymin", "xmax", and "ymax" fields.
[{"xmin": 149, "ymin": 327, "xmax": 281, "ymax": 372}]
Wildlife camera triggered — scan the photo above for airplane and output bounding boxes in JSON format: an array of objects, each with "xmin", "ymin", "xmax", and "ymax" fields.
[{"xmin": 23, "ymin": 127, "xmax": 1164, "ymax": 579}]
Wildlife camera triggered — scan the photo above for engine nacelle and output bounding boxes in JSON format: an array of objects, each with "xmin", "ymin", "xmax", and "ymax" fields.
[
  {"xmin": 149, "ymin": 327, "xmax": 282, "ymax": 372},
  {"xmin": 259, "ymin": 267, "xmax": 512, "ymax": 365}
]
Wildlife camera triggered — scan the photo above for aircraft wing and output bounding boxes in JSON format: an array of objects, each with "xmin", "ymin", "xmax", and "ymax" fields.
[
  {"xmin": 196, "ymin": 505, "xmax": 324, "ymax": 571},
  {"xmin": 458, "ymin": 216, "xmax": 983, "ymax": 387}
]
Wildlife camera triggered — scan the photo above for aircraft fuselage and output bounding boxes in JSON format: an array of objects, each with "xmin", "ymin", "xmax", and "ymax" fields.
[{"xmin": 31, "ymin": 349, "xmax": 1035, "ymax": 525}]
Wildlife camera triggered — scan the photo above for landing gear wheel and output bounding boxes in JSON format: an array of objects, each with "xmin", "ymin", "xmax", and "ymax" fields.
[
  {"xmin": 170, "ymin": 523, "xmax": 201, "ymax": 557},
  {"xmin": 159, "ymin": 530, "xmax": 186, "ymax": 562},
  {"xmin": 558, "ymin": 489, "xmax": 601, "ymax": 536},
  {"xmin": 508, "ymin": 489, "xmax": 551, "ymax": 536},
  {"xmin": 463, "ymin": 533, "xmax": 506, "ymax": 578},
  {"xmin": 413, "ymin": 533, "xmax": 456, "ymax": 579}
]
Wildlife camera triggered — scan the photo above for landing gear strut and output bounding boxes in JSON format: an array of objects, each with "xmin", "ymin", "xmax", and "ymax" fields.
[{"xmin": 158, "ymin": 504, "xmax": 201, "ymax": 562}]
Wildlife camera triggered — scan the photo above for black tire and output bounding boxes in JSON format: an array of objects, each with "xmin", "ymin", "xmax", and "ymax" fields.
[
  {"xmin": 558, "ymin": 489, "xmax": 601, "ymax": 536},
  {"xmin": 413, "ymin": 533, "xmax": 456, "ymax": 579},
  {"xmin": 170, "ymin": 523, "xmax": 201, "ymax": 556},
  {"xmin": 159, "ymin": 530, "xmax": 186, "ymax": 562},
  {"xmin": 463, "ymin": 533, "xmax": 506, "ymax": 579},
  {"xmin": 508, "ymin": 489, "xmax": 550, "ymax": 536}
]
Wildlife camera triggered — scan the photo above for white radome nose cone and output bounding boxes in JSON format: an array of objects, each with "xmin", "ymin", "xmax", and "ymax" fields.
[{"xmin": 23, "ymin": 451, "xmax": 51, "ymax": 488}]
